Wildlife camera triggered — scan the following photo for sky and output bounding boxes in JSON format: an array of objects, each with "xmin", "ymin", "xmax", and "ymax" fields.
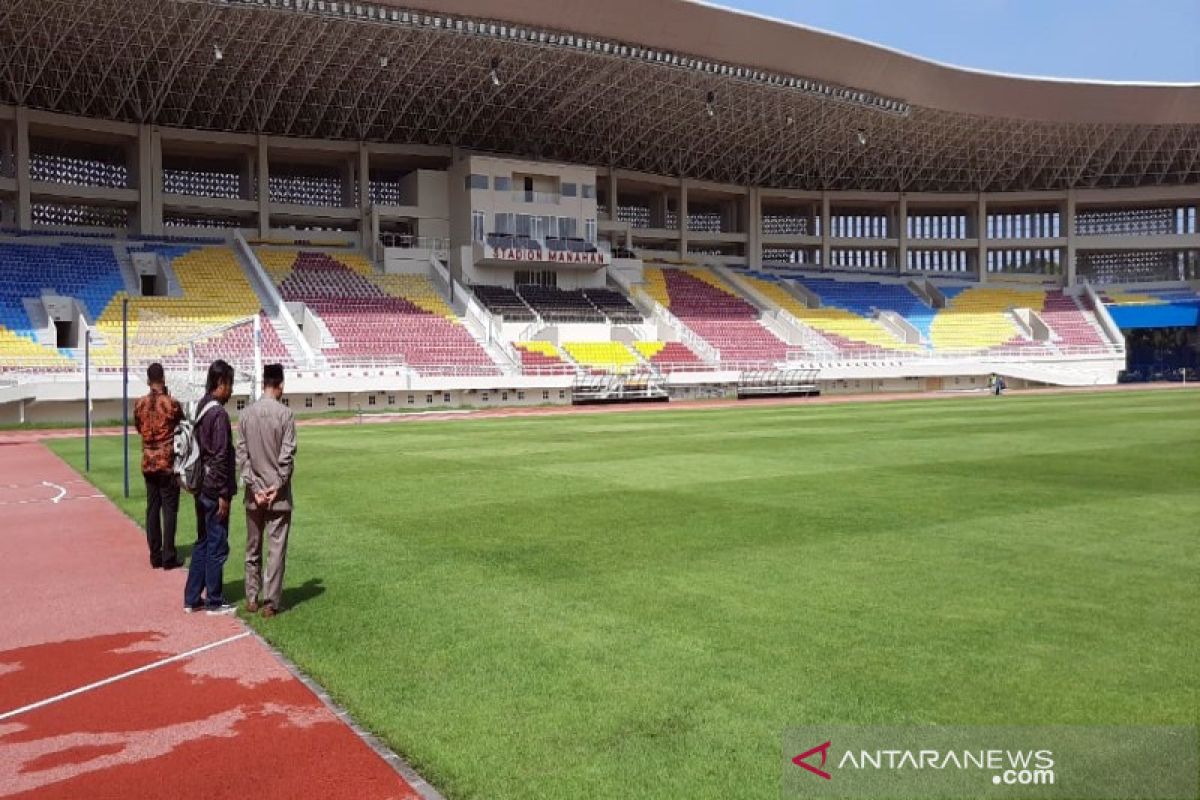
[{"xmin": 718, "ymin": 0, "xmax": 1200, "ymax": 83}]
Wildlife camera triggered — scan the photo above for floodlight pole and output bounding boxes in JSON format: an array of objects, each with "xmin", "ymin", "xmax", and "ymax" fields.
[
  {"xmin": 122, "ymin": 297, "xmax": 129, "ymax": 499},
  {"xmin": 84, "ymin": 328, "xmax": 91, "ymax": 472}
]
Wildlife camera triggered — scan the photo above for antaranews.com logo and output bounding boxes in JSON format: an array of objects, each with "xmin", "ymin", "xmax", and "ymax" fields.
[{"xmin": 781, "ymin": 726, "xmax": 1196, "ymax": 799}]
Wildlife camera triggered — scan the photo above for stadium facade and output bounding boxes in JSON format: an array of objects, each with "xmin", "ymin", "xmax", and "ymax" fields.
[{"xmin": 1, "ymin": 0, "xmax": 1198, "ymax": 422}]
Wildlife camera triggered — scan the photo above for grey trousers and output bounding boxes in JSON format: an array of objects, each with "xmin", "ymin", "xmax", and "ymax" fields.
[{"xmin": 245, "ymin": 507, "xmax": 292, "ymax": 610}]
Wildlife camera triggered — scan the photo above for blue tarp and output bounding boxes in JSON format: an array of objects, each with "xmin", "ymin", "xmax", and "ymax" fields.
[{"xmin": 1108, "ymin": 303, "xmax": 1200, "ymax": 329}]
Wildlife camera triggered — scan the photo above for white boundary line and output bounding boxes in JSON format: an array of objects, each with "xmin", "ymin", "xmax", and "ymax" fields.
[
  {"xmin": 0, "ymin": 632, "xmax": 251, "ymax": 722},
  {"xmin": 41, "ymin": 480, "xmax": 67, "ymax": 504}
]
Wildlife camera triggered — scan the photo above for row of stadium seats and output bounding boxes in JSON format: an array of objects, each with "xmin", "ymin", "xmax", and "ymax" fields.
[
  {"xmin": 741, "ymin": 272, "xmax": 917, "ymax": 354},
  {"xmin": 0, "ymin": 242, "xmax": 292, "ymax": 374},
  {"xmin": 518, "ymin": 286, "xmax": 605, "ymax": 323},
  {"xmin": 471, "ymin": 284, "xmax": 644, "ymax": 325},
  {"xmin": 514, "ymin": 338, "xmax": 706, "ymax": 374},
  {"xmin": 645, "ymin": 266, "xmax": 791, "ymax": 364},
  {"xmin": 514, "ymin": 341, "xmax": 574, "ymax": 374},
  {"xmin": 740, "ymin": 270, "xmax": 1113, "ymax": 355},
  {"xmin": 265, "ymin": 250, "xmax": 500, "ymax": 374},
  {"xmin": 88, "ymin": 246, "xmax": 294, "ymax": 370},
  {"xmin": 0, "ymin": 242, "xmax": 127, "ymax": 368}
]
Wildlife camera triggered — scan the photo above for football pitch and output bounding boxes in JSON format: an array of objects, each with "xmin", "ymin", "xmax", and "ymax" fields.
[{"xmin": 49, "ymin": 389, "xmax": 1199, "ymax": 800}]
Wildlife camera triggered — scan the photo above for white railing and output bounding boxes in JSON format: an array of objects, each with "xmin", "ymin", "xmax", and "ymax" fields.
[
  {"xmin": 517, "ymin": 319, "xmax": 545, "ymax": 341},
  {"xmin": 511, "ymin": 191, "xmax": 560, "ymax": 205},
  {"xmin": 233, "ymin": 230, "xmax": 318, "ymax": 366},
  {"xmin": 629, "ymin": 286, "xmax": 722, "ymax": 365},
  {"xmin": 429, "ymin": 252, "xmax": 452, "ymax": 288},
  {"xmin": 775, "ymin": 309, "xmax": 840, "ymax": 355},
  {"xmin": 380, "ymin": 233, "xmax": 450, "ymax": 253},
  {"xmin": 1080, "ymin": 280, "xmax": 1127, "ymax": 353},
  {"xmin": 778, "ymin": 343, "xmax": 1122, "ymax": 367}
]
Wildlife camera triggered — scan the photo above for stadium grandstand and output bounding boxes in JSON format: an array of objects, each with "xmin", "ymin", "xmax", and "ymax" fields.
[{"xmin": 1, "ymin": 0, "xmax": 1198, "ymax": 421}]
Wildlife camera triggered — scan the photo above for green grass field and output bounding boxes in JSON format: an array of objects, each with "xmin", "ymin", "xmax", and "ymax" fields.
[{"xmin": 49, "ymin": 390, "xmax": 1200, "ymax": 800}]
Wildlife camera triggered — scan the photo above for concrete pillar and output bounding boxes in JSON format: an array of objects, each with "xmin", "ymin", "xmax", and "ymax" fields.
[
  {"xmin": 721, "ymin": 198, "xmax": 736, "ymax": 234},
  {"xmin": 819, "ymin": 192, "xmax": 831, "ymax": 270},
  {"xmin": 976, "ymin": 194, "xmax": 987, "ymax": 284},
  {"xmin": 136, "ymin": 125, "xmax": 162, "ymax": 236},
  {"xmin": 1064, "ymin": 190, "xmax": 1077, "ymax": 287},
  {"xmin": 1, "ymin": 124, "xmax": 11, "ymax": 173},
  {"xmin": 607, "ymin": 168, "xmax": 618, "ymax": 222},
  {"xmin": 896, "ymin": 194, "xmax": 908, "ymax": 275},
  {"xmin": 650, "ymin": 191, "xmax": 667, "ymax": 229},
  {"xmin": 357, "ymin": 143, "xmax": 370, "ymax": 249},
  {"xmin": 256, "ymin": 136, "xmax": 269, "ymax": 239},
  {"xmin": 678, "ymin": 179, "xmax": 688, "ymax": 260},
  {"xmin": 15, "ymin": 106, "xmax": 31, "ymax": 230},
  {"xmin": 369, "ymin": 206, "xmax": 380, "ymax": 264},
  {"xmin": 0, "ymin": 124, "xmax": 13, "ymax": 226},
  {"xmin": 746, "ymin": 187, "xmax": 762, "ymax": 269},
  {"xmin": 341, "ymin": 156, "xmax": 356, "ymax": 209},
  {"xmin": 239, "ymin": 149, "xmax": 255, "ymax": 202}
]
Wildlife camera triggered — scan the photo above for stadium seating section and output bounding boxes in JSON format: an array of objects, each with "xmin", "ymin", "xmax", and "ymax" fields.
[
  {"xmin": 743, "ymin": 272, "xmax": 919, "ymax": 354},
  {"xmin": 0, "ymin": 242, "xmax": 124, "ymax": 369},
  {"xmin": 518, "ymin": 286, "xmax": 606, "ymax": 323},
  {"xmin": 0, "ymin": 241, "xmax": 292, "ymax": 374},
  {"xmin": 0, "ymin": 238, "xmax": 1127, "ymax": 380},
  {"xmin": 633, "ymin": 340, "xmax": 706, "ymax": 369},
  {"xmin": 262, "ymin": 249, "xmax": 499, "ymax": 374},
  {"xmin": 514, "ymin": 341, "xmax": 573, "ymax": 374},
  {"xmin": 1040, "ymin": 290, "xmax": 1107, "ymax": 348},
  {"xmin": 472, "ymin": 284, "xmax": 643, "ymax": 324},
  {"xmin": 644, "ymin": 266, "xmax": 789, "ymax": 364},
  {"xmin": 90, "ymin": 245, "xmax": 293, "ymax": 370},
  {"xmin": 472, "ymin": 284, "xmax": 536, "ymax": 321},
  {"xmin": 581, "ymin": 288, "xmax": 643, "ymax": 324},
  {"xmin": 741, "ymin": 271, "xmax": 1113, "ymax": 355},
  {"xmin": 562, "ymin": 341, "xmax": 639, "ymax": 372}
]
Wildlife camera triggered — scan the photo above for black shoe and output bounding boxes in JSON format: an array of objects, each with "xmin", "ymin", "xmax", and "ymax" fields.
[
  {"xmin": 150, "ymin": 561, "xmax": 162, "ymax": 569},
  {"xmin": 161, "ymin": 559, "xmax": 185, "ymax": 570}
]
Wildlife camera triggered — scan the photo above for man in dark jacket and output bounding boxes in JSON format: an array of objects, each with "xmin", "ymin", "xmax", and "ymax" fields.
[
  {"xmin": 133, "ymin": 363, "xmax": 183, "ymax": 570},
  {"xmin": 184, "ymin": 360, "xmax": 237, "ymax": 615}
]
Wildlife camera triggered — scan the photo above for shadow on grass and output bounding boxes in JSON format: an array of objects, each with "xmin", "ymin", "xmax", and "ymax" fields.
[
  {"xmin": 221, "ymin": 576, "xmax": 326, "ymax": 611},
  {"xmin": 283, "ymin": 578, "xmax": 326, "ymax": 609}
]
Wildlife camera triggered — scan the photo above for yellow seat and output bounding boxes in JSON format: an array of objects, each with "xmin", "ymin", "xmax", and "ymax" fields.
[
  {"xmin": 740, "ymin": 274, "xmax": 918, "ymax": 352},
  {"xmin": 633, "ymin": 341, "xmax": 666, "ymax": 359},
  {"xmin": 930, "ymin": 287, "xmax": 1046, "ymax": 351},
  {"xmin": 90, "ymin": 247, "xmax": 263, "ymax": 367},
  {"xmin": 517, "ymin": 341, "xmax": 562, "ymax": 358},
  {"xmin": 563, "ymin": 341, "xmax": 639, "ymax": 371}
]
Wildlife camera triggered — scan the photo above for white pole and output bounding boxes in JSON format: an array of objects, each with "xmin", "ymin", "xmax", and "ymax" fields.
[{"xmin": 253, "ymin": 315, "xmax": 263, "ymax": 402}]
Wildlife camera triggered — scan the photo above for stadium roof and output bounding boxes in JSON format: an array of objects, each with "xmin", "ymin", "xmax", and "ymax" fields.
[{"xmin": 2, "ymin": 0, "xmax": 1198, "ymax": 192}]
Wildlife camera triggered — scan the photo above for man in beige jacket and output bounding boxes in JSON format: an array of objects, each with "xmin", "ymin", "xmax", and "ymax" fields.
[{"xmin": 236, "ymin": 363, "xmax": 297, "ymax": 618}]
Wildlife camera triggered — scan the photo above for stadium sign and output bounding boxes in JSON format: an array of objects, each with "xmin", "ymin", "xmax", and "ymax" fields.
[{"xmin": 483, "ymin": 245, "xmax": 610, "ymax": 266}]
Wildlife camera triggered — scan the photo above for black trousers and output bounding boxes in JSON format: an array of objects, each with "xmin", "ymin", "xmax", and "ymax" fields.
[{"xmin": 144, "ymin": 472, "xmax": 181, "ymax": 566}]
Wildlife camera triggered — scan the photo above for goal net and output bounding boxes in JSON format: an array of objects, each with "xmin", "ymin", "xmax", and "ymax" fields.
[{"xmin": 128, "ymin": 310, "xmax": 263, "ymax": 403}]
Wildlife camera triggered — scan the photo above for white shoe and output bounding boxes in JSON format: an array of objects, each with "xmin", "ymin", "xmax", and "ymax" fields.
[{"xmin": 205, "ymin": 603, "xmax": 237, "ymax": 616}]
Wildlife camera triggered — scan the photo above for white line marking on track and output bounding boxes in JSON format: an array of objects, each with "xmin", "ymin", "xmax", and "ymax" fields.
[
  {"xmin": 0, "ymin": 632, "xmax": 251, "ymax": 722},
  {"xmin": 41, "ymin": 481, "xmax": 67, "ymax": 504}
]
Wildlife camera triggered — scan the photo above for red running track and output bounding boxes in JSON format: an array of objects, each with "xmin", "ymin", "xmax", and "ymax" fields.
[{"xmin": 0, "ymin": 443, "xmax": 419, "ymax": 800}]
